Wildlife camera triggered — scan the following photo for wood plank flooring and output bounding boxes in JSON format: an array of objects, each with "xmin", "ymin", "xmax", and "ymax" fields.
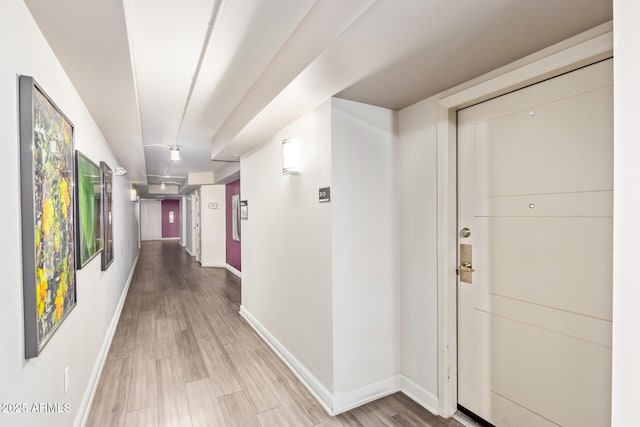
[{"xmin": 87, "ymin": 241, "xmax": 462, "ymax": 427}]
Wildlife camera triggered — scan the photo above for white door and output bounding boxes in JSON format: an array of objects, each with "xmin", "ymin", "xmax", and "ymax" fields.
[{"xmin": 457, "ymin": 59, "xmax": 612, "ymax": 427}]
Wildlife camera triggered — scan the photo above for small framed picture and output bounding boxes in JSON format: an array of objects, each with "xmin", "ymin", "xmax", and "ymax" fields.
[
  {"xmin": 240, "ymin": 200, "xmax": 248, "ymax": 220},
  {"xmin": 232, "ymin": 194, "xmax": 240, "ymax": 241}
]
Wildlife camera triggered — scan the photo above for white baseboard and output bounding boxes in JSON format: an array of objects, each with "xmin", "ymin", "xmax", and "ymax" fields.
[
  {"xmin": 333, "ymin": 376, "xmax": 401, "ymax": 415},
  {"xmin": 185, "ymin": 247, "xmax": 194, "ymax": 256},
  {"xmin": 225, "ymin": 264, "xmax": 242, "ymax": 278},
  {"xmin": 75, "ymin": 252, "xmax": 140, "ymax": 427},
  {"xmin": 332, "ymin": 375, "xmax": 440, "ymax": 416},
  {"xmin": 239, "ymin": 306, "xmax": 334, "ymax": 415},
  {"xmin": 200, "ymin": 263, "xmax": 226, "ymax": 268},
  {"xmin": 238, "ymin": 306, "xmax": 441, "ymax": 418},
  {"xmin": 398, "ymin": 375, "xmax": 440, "ymax": 416},
  {"xmin": 161, "ymin": 237, "xmax": 180, "ymax": 241}
]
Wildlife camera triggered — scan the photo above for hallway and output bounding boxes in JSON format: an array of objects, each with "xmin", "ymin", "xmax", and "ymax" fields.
[{"xmin": 86, "ymin": 241, "xmax": 461, "ymax": 427}]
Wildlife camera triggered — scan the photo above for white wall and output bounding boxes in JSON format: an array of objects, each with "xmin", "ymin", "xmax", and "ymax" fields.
[
  {"xmin": 241, "ymin": 100, "xmax": 334, "ymax": 391},
  {"xmin": 396, "ymin": 96, "xmax": 440, "ymax": 400},
  {"xmin": 331, "ymin": 98, "xmax": 398, "ymax": 394},
  {"xmin": 199, "ymin": 185, "xmax": 226, "ymax": 267},
  {"xmin": 140, "ymin": 199, "xmax": 162, "ymax": 241},
  {"xmin": 193, "ymin": 189, "xmax": 200, "ymax": 261},
  {"xmin": 612, "ymin": 1, "xmax": 640, "ymax": 424},
  {"xmin": 0, "ymin": 1, "xmax": 139, "ymax": 426},
  {"xmin": 185, "ymin": 195, "xmax": 193, "ymax": 254},
  {"xmin": 241, "ymin": 98, "xmax": 399, "ymax": 410},
  {"xmin": 180, "ymin": 195, "xmax": 187, "ymax": 246}
]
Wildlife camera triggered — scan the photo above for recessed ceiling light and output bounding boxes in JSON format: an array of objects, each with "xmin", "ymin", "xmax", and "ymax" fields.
[{"xmin": 233, "ymin": 153, "xmax": 240, "ymax": 157}]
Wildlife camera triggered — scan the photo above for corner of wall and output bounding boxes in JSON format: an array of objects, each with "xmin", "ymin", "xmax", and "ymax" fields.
[
  {"xmin": 395, "ymin": 95, "xmax": 441, "ymax": 404},
  {"xmin": 330, "ymin": 98, "xmax": 398, "ymax": 393}
]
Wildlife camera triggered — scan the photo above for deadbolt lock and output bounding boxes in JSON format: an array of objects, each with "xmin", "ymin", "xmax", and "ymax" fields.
[{"xmin": 459, "ymin": 227, "xmax": 471, "ymax": 238}]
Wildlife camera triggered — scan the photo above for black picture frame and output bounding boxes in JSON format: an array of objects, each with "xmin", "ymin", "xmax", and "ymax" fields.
[{"xmin": 100, "ymin": 161, "xmax": 114, "ymax": 270}]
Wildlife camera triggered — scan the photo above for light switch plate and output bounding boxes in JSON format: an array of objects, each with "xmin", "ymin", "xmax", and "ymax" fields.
[{"xmin": 64, "ymin": 366, "xmax": 69, "ymax": 393}]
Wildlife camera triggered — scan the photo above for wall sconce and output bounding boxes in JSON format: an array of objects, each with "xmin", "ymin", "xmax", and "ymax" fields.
[
  {"xmin": 160, "ymin": 181, "xmax": 167, "ymax": 190},
  {"xmin": 115, "ymin": 166, "xmax": 128, "ymax": 176},
  {"xmin": 130, "ymin": 188, "xmax": 138, "ymax": 201},
  {"xmin": 170, "ymin": 145, "xmax": 181, "ymax": 162},
  {"xmin": 282, "ymin": 138, "xmax": 301, "ymax": 174}
]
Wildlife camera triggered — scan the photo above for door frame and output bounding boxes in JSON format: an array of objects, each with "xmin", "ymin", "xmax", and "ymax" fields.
[
  {"xmin": 195, "ymin": 190, "xmax": 201, "ymax": 263},
  {"xmin": 434, "ymin": 22, "xmax": 613, "ymax": 417}
]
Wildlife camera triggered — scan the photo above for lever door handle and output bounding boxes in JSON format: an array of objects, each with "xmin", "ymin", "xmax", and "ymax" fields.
[{"xmin": 458, "ymin": 262, "xmax": 475, "ymax": 273}]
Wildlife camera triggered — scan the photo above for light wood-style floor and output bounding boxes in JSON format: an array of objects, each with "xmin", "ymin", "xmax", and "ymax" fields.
[{"xmin": 87, "ymin": 241, "xmax": 463, "ymax": 427}]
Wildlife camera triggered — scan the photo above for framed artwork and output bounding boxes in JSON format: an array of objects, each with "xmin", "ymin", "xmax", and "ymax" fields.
[
  {"xmin": 19, "ymin": 76, "xmax": 77, "ymax": 358},
  {"xmin": 240, "ymin": 200, "xmax": 248, "ymax": 220},
  {"xmin": 100, "ymin": 161, "xmax": 113, "ymax": 270},
  {"xmin": 75, "ymin": 151, "xmax": 103, "ymax": 268},
  {"xmin": 231, "ymin": 194, "xmax": 240, "ymax": 241}
]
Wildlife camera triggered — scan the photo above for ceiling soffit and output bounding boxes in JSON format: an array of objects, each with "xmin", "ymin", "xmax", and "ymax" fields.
[
  {"xmin": 25, "ymin": 0, "xmax": 612, "ymax": 192},
  {"xmin": 213, "ymin": 0, "xmax": 612, "ymax": 159}
]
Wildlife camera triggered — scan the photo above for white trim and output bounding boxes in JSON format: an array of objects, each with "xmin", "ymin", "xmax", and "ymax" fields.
[
  {"xmin": 185, "ymin": 247, "xmax": 194, "ymax": 256},
  {"xmin": 439, "ymin": 21, "xmax": 613, "ymax": 109},
  {"xmin": 161, "ymin": 237, "xmax": 180, "ymax": 241},
  {"xmin": 436, "ymin": 105, "xmax": 458, "ymax": 417},
  {"xmin": 434, "ymin": 22, "xmax": 613, "ymax": 416},
  {"xmin": 225, "ymin": 263, "xmax": 242, "ymax": 278},
  {"xmin": 200, "ymin": 263, "xmax": 226, "ymax": 268},
  {"xmin": 239, "ymin": 305, "xmax": 334, "ymax": 415},
  {"xmin": 399, "ymin": 375, "xmax": 440, "ymax": 417},
  {"xmin": 454, "ymin": 412, "xmax": 483, "ymax": 427},
  {"xmin": 333, "ymin": 376, "xmax": 401, "ymax": 415},
  {"xmin": 76, "ymin": 252, "xmax": 140, "ymax": 427}
]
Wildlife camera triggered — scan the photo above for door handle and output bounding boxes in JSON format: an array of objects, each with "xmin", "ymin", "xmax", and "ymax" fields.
[
  {"xmin": 458, "ymin": 262, "xmax": 475, "ymax": 273},
  {"xmin": 459, "ymin": 243, "xmax": 474, "ymax": 283}
]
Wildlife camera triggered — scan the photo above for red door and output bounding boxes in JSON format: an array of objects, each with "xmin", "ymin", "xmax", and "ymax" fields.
[{"xmin": 161, "ymin": 199, "xmax": 180, "ymax": 238}]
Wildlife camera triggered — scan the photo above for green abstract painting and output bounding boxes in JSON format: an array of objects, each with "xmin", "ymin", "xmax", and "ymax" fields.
[
  {"xmin": 75, "ymin": 151, "xmax": 103, "ymax": 268},
  {"xmin": 19, "ymin": 76, "xmax": 77, "ymax": 358}
]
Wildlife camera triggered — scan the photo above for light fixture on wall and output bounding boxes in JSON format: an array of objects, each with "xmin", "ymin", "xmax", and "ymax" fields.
[
  {"xmin": 160, "ymin": 181, "xmax": 167, "ymax": 190},
  {"xmin": 115, "ymin": 166, "xmax": 128, "ymax": 176},
  {"xmin": 170, "ymin": 145, "xmax": 181, "ymax": 162},
  {"xmin": 282, "ymin": 138, "xmax": 301, "ymax": 174}
]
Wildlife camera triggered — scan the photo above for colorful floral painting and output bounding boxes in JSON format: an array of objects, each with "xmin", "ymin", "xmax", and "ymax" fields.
[
  {"xmin": 19, "ymin": 76, "xmax": 77, "ymax": 358},
  {"xmin": 101, "ymin": 162, "xmax": 114, "ymax": 270},
  {"xmin": 76, "ymin": 152, "xmax": 103, "ymax": 268}
]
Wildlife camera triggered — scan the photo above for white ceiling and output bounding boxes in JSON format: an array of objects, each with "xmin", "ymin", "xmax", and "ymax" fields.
[{"xmin": 24, "ymin": 0, "xmax": 612, "ymax": 197}]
